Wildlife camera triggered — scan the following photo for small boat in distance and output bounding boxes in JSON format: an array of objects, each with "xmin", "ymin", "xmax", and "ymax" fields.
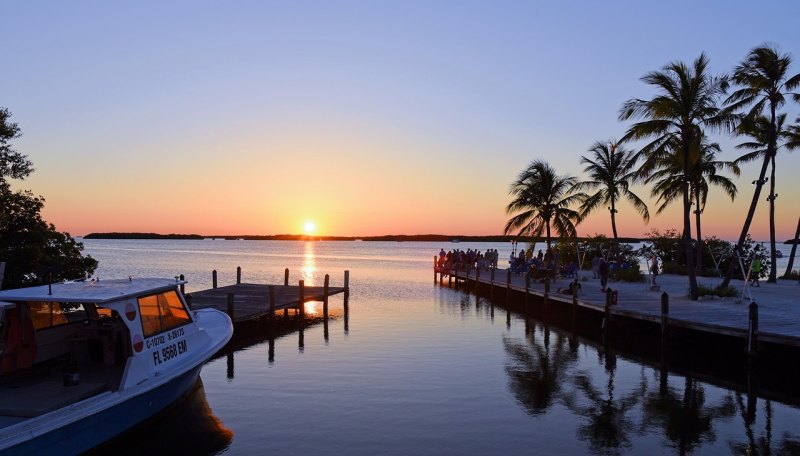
[{"xmin": 0, "ymin": 278, "xmax": 232, "ymax": 455}]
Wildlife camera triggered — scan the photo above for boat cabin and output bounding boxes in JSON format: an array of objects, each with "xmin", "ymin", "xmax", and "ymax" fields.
[{"xmin": 0, "ymin": 278, "xmax": 193, "ymax": 423}]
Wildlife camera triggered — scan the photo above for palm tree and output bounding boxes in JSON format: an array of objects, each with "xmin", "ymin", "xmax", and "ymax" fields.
[
  {"xmin": 574, "ymin": 140, "xmax": 649, "ymax": 254},
  {"xmin": 782, "ymin": 118, "xmax": 800, "ymax": 277},
  {"xmin": 504, "ymin": 160, "xmax": 584, "ymax": 248},
  {"xmin": 644, "ymin": 136, "xmax": 739, "ymax": 269},
  {"xmin": 722, "ymin": 45, "xmax": 800, "ymax": 286},
  {"xmin": 619, "ymin": 53, "xmax": 730, "ymax": 299}
]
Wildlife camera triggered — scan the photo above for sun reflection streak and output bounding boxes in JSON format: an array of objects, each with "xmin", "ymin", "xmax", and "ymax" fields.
[{"xmin": 302, "ymin": 241, "xmax": 316, "ymax": 285}]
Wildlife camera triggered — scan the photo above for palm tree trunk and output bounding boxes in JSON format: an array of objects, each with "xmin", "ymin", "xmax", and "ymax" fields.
[
  {"xmin": 768, "ymin": 154, "xmax": 777, "ymax": 283},
  {"xmin": 682, "ymin": 138, "xmax": 698, "ymax": 299},
  {"xmin": 695, "ymin": 190, "xmax": 703, "ymax": 271},
  {"xmin": 720, "ymin": 153, "xmax": 771, "ymax": 288},
  {"xmin": 546, "ymin": 220, "xmax": 552, "ymax": 249},
  {"xmin": 784, "ymin": 215, "xmax": 800, "ymax": 278},
  {"xmin": 610, "ymin": 203, "xmax": 619, "ymax": 254}
]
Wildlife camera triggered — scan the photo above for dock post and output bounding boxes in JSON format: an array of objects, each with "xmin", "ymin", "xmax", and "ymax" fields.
[
  {"xmin": 179, "ymin": 274, "xmax": 185, "ymax": 295},
  {"xmin": 748, "ymin": 301, "xmax": 759, "ymax": 359},
  {"xmin": 268, "ymin": 285, "xmax": 276, "ymax": 318},
  {"xmin": 505, "ymin": 269, "xmax": 511, "ymax": 301},
  {"xmin": 603, "ymin": 289, "xmax": 613, "ymax": 333},
  {"xmin": 660, "ymin": 292, "xmax": 669, "ymax": 344},
  {"xmin": 284, "ymin": 268, "xmax": 289, "ymax": 286},
  {"xmin": 490, "ymin": 268, "xmax": 495, "ymax": 298},
  {"xmin": 571, "ymin": 278, "xmax": 578, "ymax": 318},
  {"xmin": 298, "ymin": 279, "xmax": 305, "ymax": 318},
  {"xmin": 344, "ymin": 270, "xmax": 350, "ymax": 293},
  {"xmin": 212, "ymin": 270, "xmax": 218, "ymax": 289},
  {"xmin": 524, "ymin": 273, "xmax": 530, "ymax": 307},
  {"xmin": 544, "ymin": 277, "xmax": 550, "ymax": 312},
  {"xmin": 236, "ymin": 266, "xmax": 241, "ymax": 284},
  {"xmin": 434, "ymin": 256, "xmax": 438, "ymax": 284},
  {"xmin": 448, "ymin": 270, "xmax": 452, "ymax": 287},
  {"xmin": 185, "ymin": 294, "xmax": 193, "ymax": 311},
  {"xmin": 226, "ymin": 293, "xmax": 234, "ymax": 321},
  {"xmin": 323, "ymin": 274, "xmax": 330, "ymax": 341}
]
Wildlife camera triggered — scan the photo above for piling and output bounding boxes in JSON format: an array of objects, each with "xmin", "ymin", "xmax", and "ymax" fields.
[
  {"xmin": 660, "ymin": 292, "xmax": 669, "ymax": 342},
  {"xmin": 603, "ymin": 289, "xmax": 613, "ymax": 332},
  {"xmin": 748, "ymin": 301, "xmax": 759, "ymax": 358},
  {"xmin": 236, "ymin": 266, "xmax": 241, "ymax": 284},
  {"xmin": 543, "ymin": 277, "xmax": 550, "ymax": 312},
  {"xmin": 433, "ymin": 256, "xmax": 438, "ymax": 284},
  {"xmin": 226, "ymin": 293, "xmax": 234, "ymax": 321},
  {"xmin": 212, "ymin": 270, "xmax": 218, "ymax": 289},
  {"xmin": 524, "ymin": 273, "xmax": 530, "ymax": 307},
  {"xmin": 505, "ymin": 269, "xmax": 511, "ymax": 301},
  {"xmin": 179, "ymin": 274, "xmax": 185, "ymax": 295},
  {"xmin": 344, "ymin": 270, "xmax": 350, "ymax": 293},
  {"xmin": 323, "ymin": 274, "xmax": 330, "ymax": 318},
  {"xmin": 298, "ymin": 280, "xmax": 305, "ymax": 317},
  {"xmin": 284, "ymin": 268, "xmax": 289, "ymax": 286}
]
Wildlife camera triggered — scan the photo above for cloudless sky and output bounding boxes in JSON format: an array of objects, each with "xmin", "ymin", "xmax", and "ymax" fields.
[{"xmin": 4, "ymin": 1, "xmax": 800, "ymax": 240}]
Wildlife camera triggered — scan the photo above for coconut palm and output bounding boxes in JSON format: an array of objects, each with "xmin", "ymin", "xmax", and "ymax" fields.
[
  {"xmin": 619, "ymin": 53, "xmax": 730, "ymax": 299},
  {"xmin": 574, "ymin": 140, "xmax": 649, "ymax": 254},
  {"xmin": 782, "ymin": 118, "xmax": 800, "ymax": 277},
  {"xmin": 644, "ymin": 136, "xmax": 739, "ymax": 269},
  {"xmin": 722, "ymin": 45, "xmax": 800, "ymax": 286},
  {"xmin": 504, "ymin": 160, "xmax": 584, "ymax": 248}
]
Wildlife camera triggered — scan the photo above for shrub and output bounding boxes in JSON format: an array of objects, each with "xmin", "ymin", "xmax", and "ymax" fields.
[
  {"xmin": 697, "ymin": 284, "xmax": 739, "ymax": 298},
  {"xmin": 661, "ymin": 261, "xmax": 686, "ymax": 275},
  {"xmin": 615, "ymin": 265, "xmax": 644, "ymax": 282},
  {"xmin": 782, "ymin": 270, "xmax": 800, "ymax": 280}
]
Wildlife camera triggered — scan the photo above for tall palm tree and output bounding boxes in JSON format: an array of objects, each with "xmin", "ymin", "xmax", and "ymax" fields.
[
  {"xmin": 644, "ymin": 136, "xmax": 739, "ymax": 269},
  {"xmin": 782, "ymin": 118, "xmax": 800, "ymax": 277},
  {"xmin": 504, "ymin": 160, "xmax": 584, "ymax": 248},
  {"xmin": 722, "ymin": 45, "xmax": 800, "ymax": 286},
  {"xmin": 619, "ymin": 53, "xmax": 730, "ymax": 299},
  {"xmin": 574, "ymin": 140, "xmax": 650, "ymax": 254}
]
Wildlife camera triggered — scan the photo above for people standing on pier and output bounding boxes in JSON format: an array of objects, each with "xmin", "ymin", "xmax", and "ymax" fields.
[
  {"xmin": 592, "ymin": 254, "xmax": 601, "ymax": 279},
  {"xmin": 751, "ymin": 255, "xmax": 762, "ymax": 287},
  {"xmin": 650, "ymin": 254, "xmax": 659, "ymax": 286},
  {"xmin": 599, "ymin": 258, "xmax": 609, "ymax": 292}
]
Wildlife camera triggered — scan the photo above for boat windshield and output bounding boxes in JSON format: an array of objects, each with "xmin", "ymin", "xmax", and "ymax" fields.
[{"xmin": 138, "ymin": 290, "xmax": 191, "ymax": 338}]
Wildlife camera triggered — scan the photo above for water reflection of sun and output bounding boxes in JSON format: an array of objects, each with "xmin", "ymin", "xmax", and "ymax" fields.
[{"xmin": 302, "ymin": 241, "xmax": 316, "ymax": 285}]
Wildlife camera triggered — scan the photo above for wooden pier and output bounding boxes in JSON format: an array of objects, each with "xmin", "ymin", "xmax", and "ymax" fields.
[{"xmin": 188, "ymin": 268, "xmax": 350, "ymax": 324}]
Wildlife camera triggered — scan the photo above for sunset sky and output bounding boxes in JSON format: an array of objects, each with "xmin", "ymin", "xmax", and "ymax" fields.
[{"xmin": 4, "ymin": 1, "xmax": 800, "ymax": 240}]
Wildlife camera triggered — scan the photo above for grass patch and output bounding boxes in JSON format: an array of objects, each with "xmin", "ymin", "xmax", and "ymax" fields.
[
  {"xmin": 697, "ymin": 284, "xmax": 739, "ymax": 298},
  {"xmin": 782, "ymin": 270, "xmax": 800, "ymax": 280}
]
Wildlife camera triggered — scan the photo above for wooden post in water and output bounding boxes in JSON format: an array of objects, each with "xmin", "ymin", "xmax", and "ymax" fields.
[
  {"xmin": 748, "ymin": 301, "xmax": 759, "ymax": 359},
  {"xmin": 284, "ymin": 268, "xmax": 289, "ymax": 286},
  {"xmin": 434, "ymin": 256, "xmax": 438, "ymax": 284},
  {"xmin": 185, "ymin": 294, "xmax": 193, "ymax": 311},
  {"xmin": 604, "ymin": 289, "xmax": 613, "ymax": 333},
  {"xmin": 660, "ymin": 292, "xmax": 669, "ymax": 343},
  {"xmin": 236, "ymin": 266, "xmax": 241, "ymax": 284},
  {"xmin": 344, "ymin": 270, "xmax": 350, "ymax": 293},
  {"xmin": 524, "ymin": 273, "xmax": 530, "ymax": 307},
  {"xmin": 298, "ymin": 280, "xmax": 305, "ymax": 318},
  {"xmin": 323, "ymin": 274, "xmax": 330, "ymax": 341},
  {"xmin": 490, "ymin": 268, "xmax": 495, "ymax": 298},
  {"xmin": 226, "ymin": 293, "xmax": 234, "ymax": 322},
  {"xmin": 505, "ymin": 269, "xmax": 511, "ymax": 301},
  {"xmin": 543, "ymin": 277, "xmax": 550, "ymax": 313},
  {"xmin": 212, "ymin": 270, "xmax": 218, "ymax": 289},
  {"xmin": 179, "ymin": 274, "xmax": 185, "ymax": 295}
]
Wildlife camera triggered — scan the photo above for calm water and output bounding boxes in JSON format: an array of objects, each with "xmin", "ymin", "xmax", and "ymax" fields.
[{"xmin": 83, "ymin": 239, "xmax": 800, "ymax": 455}]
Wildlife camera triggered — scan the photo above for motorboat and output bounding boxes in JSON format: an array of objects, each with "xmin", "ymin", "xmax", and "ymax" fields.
[{"xmin": 0, "ymin": 278, "xmax": 232, "ymax": 455}]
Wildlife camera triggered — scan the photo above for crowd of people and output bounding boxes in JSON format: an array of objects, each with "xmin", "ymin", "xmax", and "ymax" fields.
[{"xmin": 435, "ymin": 248, "xmax": 500, "ymax": 274}]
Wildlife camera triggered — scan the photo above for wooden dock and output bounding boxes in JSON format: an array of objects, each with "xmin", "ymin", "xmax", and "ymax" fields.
[
  {"xmin": 439, "ymin": 266, "xmax": 800, "ymax": 350},
  {"xmin": 187, "ymin": 268, "xmax": 349, "ymax": 323}
]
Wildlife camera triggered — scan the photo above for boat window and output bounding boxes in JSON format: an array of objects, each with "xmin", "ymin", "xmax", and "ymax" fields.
[
  {"xmin": 27, "ymin": 301, "xmax": 88, "ymax": 330},
  {"xmin": 138, "ymin": 290, "xmax": 191, "ymax": 338}
]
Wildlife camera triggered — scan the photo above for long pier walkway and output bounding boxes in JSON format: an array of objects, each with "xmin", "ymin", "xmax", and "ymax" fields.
[{"xmin": 444, "ymin": 267, "xmax": 800, "ymax": 347}]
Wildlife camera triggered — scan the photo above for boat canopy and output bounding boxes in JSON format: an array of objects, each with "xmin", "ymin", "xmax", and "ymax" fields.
[{"xmin": 0, "ymin": 279, "xmax": 187, "ymax": 304}]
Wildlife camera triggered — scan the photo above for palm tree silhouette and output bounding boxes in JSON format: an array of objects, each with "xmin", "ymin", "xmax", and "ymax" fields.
[
  {"xmin": 722, "ymin": 45, "xmax": 800, "ymax": 285},
  {"xmin": 575, "ymin": 140, "xmax": 649, "ymax": 254},
  {"xmin": 643, "ymin": 135, "xmax": 739, "ymax": 270},
  {"xmin": 620, "ymin": 53, "xmax": 730, "ymax": 299},
  {"xmin": 504, "ymin": 160, "xmax": 584, "ymax": 248}
]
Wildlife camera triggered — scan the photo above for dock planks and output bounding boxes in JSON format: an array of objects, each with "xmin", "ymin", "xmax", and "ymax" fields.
[{"xmin": 188, "ymin": 283, "xmax": 346, "ymax": 322}]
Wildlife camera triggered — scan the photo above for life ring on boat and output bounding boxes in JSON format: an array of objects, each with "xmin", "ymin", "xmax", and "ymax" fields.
[{"xmin": 1, "ymin": 303, "xmax": 38, "ymax": 372}]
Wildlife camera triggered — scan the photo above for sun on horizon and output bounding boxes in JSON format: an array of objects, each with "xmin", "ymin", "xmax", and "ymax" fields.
[{"xmin": 304, "ymin": 221, "xmax": 316, "ymax": 234}]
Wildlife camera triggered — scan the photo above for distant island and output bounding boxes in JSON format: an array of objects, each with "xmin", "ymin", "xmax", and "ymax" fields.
[{"xmin": 83, "ymin": 232, "xmax": 650, "ymax": 243}]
